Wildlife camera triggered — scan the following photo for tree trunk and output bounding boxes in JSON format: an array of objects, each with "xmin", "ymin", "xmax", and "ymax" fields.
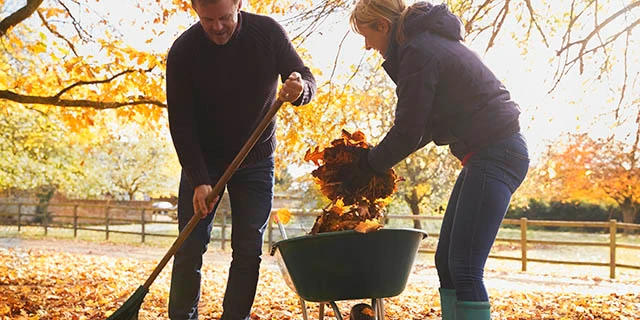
[
  {"xmin": 620, "ymin": 197, "xmax": 638, "ymax": 234},
  {"xmin": 404, "ymin": 189, "xmax": 422, "ymax": 229},
  {"xmin": 620, "ymin": 206, "xmax": 637, "ymax": 234},
  {"xmin": 35, "ymin": 185, "xmax": 56, "ymax": 224}
]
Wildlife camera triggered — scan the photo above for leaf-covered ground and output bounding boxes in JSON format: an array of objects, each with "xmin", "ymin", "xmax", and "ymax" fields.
[{"xmin": 1, "ymin": 239, "xmax": 639, "ymax": 319}]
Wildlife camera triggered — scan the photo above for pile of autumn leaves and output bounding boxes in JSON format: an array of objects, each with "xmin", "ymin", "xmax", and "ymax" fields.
[
  {"xmin": 2, "ymin": 247, "xmax": 639, "ymax": 319},
  {"xmin": 303, "ymin": 130, "xmax": 399, "ymax": 234}
]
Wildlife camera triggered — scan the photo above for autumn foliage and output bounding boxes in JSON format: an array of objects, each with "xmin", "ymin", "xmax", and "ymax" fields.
[
  {"xmin": 303, "ymin": 130, "xmax": 399, "ymax": 234},
  {"xmin": 2, "ymin": 246, "xmax": 639, "ymax": 319}
]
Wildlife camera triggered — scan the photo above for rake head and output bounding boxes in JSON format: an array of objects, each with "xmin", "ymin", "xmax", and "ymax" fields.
[{"xmin": 106, "ymin": 286, "xmax": 149, "ymax": 320}]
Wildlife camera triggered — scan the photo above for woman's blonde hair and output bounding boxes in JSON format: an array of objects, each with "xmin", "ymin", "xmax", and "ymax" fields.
[{"xmin": 349, "ymin": 0, "xmax": 419, "ymax": 43}]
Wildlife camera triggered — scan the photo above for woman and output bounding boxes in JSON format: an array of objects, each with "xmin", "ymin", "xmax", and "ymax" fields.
[{"xmin": 347, "ymin": 1, "xmax": 530, "ymax": 319}]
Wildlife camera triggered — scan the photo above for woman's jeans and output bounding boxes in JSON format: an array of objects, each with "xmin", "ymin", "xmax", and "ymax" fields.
[
  {"xmin": 169, "ymin": 156, "xmax": 275, "ymax": 320},
  {"xmin": 435, "ymin": 132, "xmax": 529, "ymax": 301}
]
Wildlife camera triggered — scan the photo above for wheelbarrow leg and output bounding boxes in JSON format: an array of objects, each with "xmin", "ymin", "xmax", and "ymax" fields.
[
  {"xmin": 299, "ymin": 299, "xmax": 309, "ymax": 320},
  {"xmin": 371, "ymin": 298, "xmax": 384, "ymax": 320},
  {"xmin": 274, "ymin": 218, "xmax": 310, "ymax": 320},
  {"xmin": 329, "ymin": 301, "xmax": 344, "ymax": 320}
]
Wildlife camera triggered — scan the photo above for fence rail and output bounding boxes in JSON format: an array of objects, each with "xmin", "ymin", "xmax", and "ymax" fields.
[{"xmin": 1, "ymin": 201, "xmax": 639, "ymax": 279}]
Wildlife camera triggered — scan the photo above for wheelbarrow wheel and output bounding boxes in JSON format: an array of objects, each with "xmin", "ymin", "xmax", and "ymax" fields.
[{"xmin": 349, "ymin": 303, "xmax": 375, "ymax": 320}]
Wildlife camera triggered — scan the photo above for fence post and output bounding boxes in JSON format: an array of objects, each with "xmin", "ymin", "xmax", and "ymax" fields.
[
  {"xmin": 141, "ymin": 209, "xmax": 146, "ymax": 243},
  {"xmin": 521, "ymin": 218, "xmax": 528, "ymax": 272},
  {"xmin": 221, "ymin": 212, "xmax": 227, "ymax": 250},
  {"xmin": 609, "ymin": 219, "xmax": 617, "ymax": 279},
  {"xmin": 73, "ymin": 205, "xmax": 79, "ymax": 238},
  {"xmin": 105, "ymin": 206, "xmax": 110, "ymax": 241},
  {"xmin": 17, "ymin": 204, "xmax": 22, "ymax": 232}
]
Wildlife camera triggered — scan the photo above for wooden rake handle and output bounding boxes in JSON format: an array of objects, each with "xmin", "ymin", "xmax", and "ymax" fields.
[{"xmin": 143, "ymin": 99, "xmax": 285, "ymax": 289}]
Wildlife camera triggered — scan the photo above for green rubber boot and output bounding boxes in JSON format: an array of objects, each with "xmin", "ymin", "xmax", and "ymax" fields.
[
  {"xmin": 455, "ymin": 301, "xmax": 491, "ymax": 320},
  {"xmin": 438, "ymin": 288, "xmax": 457, "ymax": 320}
]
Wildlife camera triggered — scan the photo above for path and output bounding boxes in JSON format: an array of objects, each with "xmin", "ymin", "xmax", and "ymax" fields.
[{"xmin": 2, "ymin": 237, "xmax": 639, "ymax": 296}]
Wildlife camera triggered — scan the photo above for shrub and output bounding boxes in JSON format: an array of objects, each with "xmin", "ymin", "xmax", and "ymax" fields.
[{"xmin": 506, "ymin": 199, "xmax": 622, "ymax": 232}]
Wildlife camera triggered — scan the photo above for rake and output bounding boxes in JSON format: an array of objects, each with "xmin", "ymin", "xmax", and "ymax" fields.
[{"xmin": 106, "ymin": 99, "xmax": 284, "ymax": 319}]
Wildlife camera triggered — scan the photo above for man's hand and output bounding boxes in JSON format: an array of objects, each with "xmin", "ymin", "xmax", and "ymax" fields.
[
  {"xmin": 279, "ymin": 72, "xmax": 304, "ymax": 102},
  {"xmin": 193, "ymin": 184, "xmax": 218, "ymax": 219}
]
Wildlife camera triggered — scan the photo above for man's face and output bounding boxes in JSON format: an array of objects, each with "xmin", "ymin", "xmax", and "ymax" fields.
[{"xmin": 193, "ymin": 0, "xmax": 241, "ymax": 45}]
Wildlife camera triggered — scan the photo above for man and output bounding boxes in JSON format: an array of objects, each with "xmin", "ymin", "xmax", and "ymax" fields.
[{"xmin": 165, "ymin": 0, "xmax": 316, "ymax": 318}]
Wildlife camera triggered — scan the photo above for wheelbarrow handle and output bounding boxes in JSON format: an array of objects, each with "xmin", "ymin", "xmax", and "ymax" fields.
[{"xmin": 269, "ymin": 214, "xmax": 288, "ymax": 256}]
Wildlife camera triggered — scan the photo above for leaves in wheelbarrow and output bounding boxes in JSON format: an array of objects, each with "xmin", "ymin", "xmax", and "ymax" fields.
[
  {"xmin": 304, "ymin": 129, "xmax": 399, "ymax": 205},
  {"xmin": 304, "ymin": 130, "xmax": 400, "ymax": 234}
]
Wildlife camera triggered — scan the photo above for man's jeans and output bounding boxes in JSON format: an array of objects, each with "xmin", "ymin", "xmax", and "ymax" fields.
[
  {"xmin": 169, "ymin": 156, "xmax": 274, "ymax": 320},
  {"xmin": 435, "ymin": 132, "xmax": 529, "ymax": 301}
]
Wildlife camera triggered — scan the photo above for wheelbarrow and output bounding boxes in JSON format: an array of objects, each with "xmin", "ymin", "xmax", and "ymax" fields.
[{"xmin": 270, "ymin": 226, "xmax": 428, "ymax": 320}]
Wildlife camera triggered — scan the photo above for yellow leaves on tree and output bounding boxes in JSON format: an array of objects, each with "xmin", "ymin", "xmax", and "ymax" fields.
[
  {"xmin": 1, "ymin": 0, "xmax": 167, "ymax": 134},
  {"xmin": 304, "ymin": 129, "xmax": 399, "ymax": 234}
]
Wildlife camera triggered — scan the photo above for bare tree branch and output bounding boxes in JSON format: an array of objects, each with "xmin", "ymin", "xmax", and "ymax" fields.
[
  {"xmin": 0, "ymin": 68, "xmax": 165, "ymax": 109},
  {"xmin": 55, "ymin": 67, "xmax": 154, "ymax": 98},
  {"xmin": 556, "ymin": 1, "xmax": 640, "ymax": 73},
  {"xmin": 524, "ymin": 0, "xmax": 549, "ymax": 47},
  {"xmin": 464, "ymin": 0, "xmax": 492, "ymax": 35},
  {"xmin": 485, "ymin": 0, "xmax": 510, "ymax": 52},
  {"xmin": 0, "ymin": 0, "xmax": 44, "ymax": 37},
  {"xmin": 282, "ymin": 0, "xmax": 348, "ymax": 46},
  {"xmin": 56, "ymin": 0, "xmax": 93, "ymax": 41},
  {"xmin": 550, "ymin": 1, "xmax": 639, "ymax": 93},
  {"xmin": 325, "ymin": 30, "xmax": 350, "ymax": 98},
  {"xmin": 37, "ymin": 9, "xmax": 78, "ymax": 56},
  {"xmin": 563, "ymin": 18, "xmax": 640, "ymax": 73},
  {"xmin": 0, "ymin": 90, "xmax": 165, "ymax": 109},
  {"xmin": 615, "ymin": 31, "xmax": 630, "ymax": 121}
]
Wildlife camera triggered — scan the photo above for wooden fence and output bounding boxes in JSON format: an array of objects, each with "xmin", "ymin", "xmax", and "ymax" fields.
[{"xmin": 1, "ymin": 202, "xmax": 639, "ymax": 279}]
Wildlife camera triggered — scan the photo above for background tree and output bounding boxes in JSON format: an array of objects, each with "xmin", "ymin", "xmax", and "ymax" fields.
[
  {"xmin": 395, "ymin": 146, "xmax": 460, "ymax": 228},
  {"xmin": 0, "ymin": 103, "xmax": 85, "ymax": 196},
  {"xmin": 520, "ymin": 133, "xmax": 639, "ymax": 225},
  {"xmin": 83, "ymin": 121, "xmax": 181, "ymax": 200}
]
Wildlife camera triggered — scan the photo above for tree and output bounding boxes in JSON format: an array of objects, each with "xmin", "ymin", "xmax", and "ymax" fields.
[
  {"xmin": 0, "ymin": 0, "xmax": 297, "ymax": 116},
  {"xmin": 0, "ymin": 103, "xmax": 85, "ymax": 196},
  {"xmin": 521, "ymin": 133, "xmax": 639, "ymax": 225},
  {"xmin": 2, "ymin": 0, "xmax": 638, "ymax": 207},
  {"xmin": 286, "ymin": 0, "xmax": 639, "ymax": 99},
  {"xmin": 395, "ymin": 146, "xmax": 460, "ymax": 229},
  {"xmin": 84, "ymin": 124, "xmax": 181, "ymax": 200},
  {"xmin": 4, "ymin": 0, "xmax": 637, "ymax": 114},
  {"xmin": 0, "ymin": 0, "xmax": 168, "ymax": 127}
]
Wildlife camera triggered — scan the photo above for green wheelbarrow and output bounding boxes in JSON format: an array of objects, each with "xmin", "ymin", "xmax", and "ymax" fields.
[{"xmin": 270, "ymin": 227, "xmax": 428, "ymax": 320}]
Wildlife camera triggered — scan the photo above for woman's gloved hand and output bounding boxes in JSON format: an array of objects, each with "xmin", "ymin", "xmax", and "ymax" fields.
[{"xmin": 343, "ymin": 148, "xmax": 377, "ymax": 191}]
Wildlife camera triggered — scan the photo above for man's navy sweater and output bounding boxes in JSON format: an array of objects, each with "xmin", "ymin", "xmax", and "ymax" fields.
[{"xmin": 166, "ymin": 11, "xmax": 316, "ymax": 188}]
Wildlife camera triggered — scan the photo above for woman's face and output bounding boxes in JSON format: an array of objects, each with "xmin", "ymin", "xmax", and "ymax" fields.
[{"xmin": 357, "ymin": 21, "xmax": 391, "ymax": 57}]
